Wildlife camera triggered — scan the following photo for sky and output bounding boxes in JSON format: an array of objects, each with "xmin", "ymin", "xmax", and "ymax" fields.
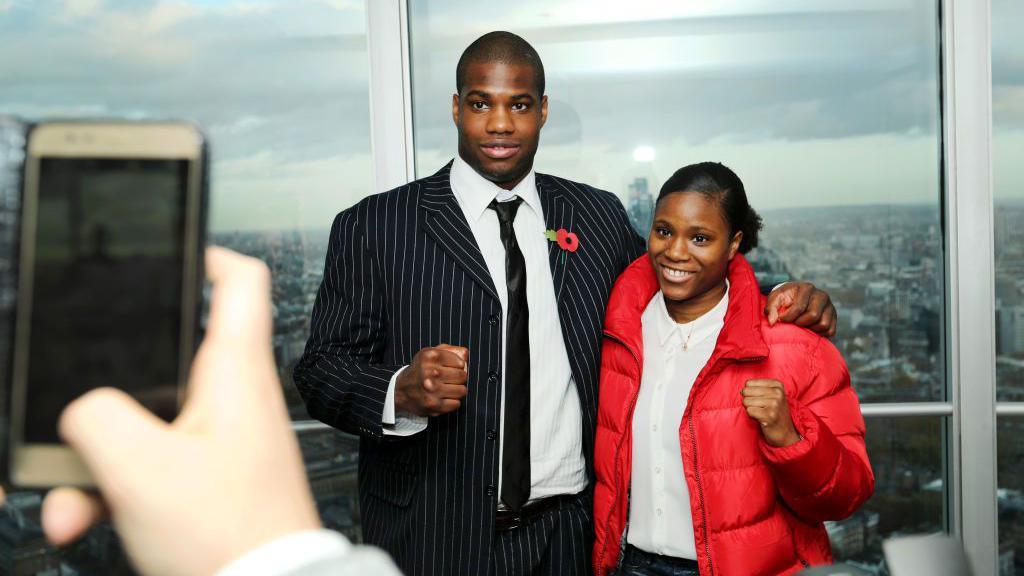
[{"xmin": 0, "ymin": 0, "xmax": 1020, "ymax": 231}]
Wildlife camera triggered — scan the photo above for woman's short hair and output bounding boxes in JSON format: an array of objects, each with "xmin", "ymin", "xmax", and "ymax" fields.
[{"xmin": 656, "ymin": 162, "xmax": 763, "ymax": 254}]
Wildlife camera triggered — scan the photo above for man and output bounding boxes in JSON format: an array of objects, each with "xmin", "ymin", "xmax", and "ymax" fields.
[{"xmin": 294, "ymin": 31, "xmax": 836, "ymax": 576}]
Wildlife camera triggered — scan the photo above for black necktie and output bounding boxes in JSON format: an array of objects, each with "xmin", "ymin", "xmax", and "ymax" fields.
[{"xmin": 489, "ymin": 197, "xmax": 530, "ymax": 512}]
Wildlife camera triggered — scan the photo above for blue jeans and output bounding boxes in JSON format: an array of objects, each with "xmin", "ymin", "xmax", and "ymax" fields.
[{"xmin": 614, "ymin": 545, "xmax": 701, "ymax": 576}]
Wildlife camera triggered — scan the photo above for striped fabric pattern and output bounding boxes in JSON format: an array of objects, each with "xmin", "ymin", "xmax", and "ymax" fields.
[
  {"xmin": 491, "ymin": 492, "xmax": 593, "ymax": 576},
  {"xmin": 293, "ymin": 161, "xmax": 645, "ymax": 575}
]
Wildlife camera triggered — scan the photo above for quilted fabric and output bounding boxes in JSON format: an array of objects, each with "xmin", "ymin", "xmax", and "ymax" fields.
[{"xmin": 592, "ymin": 254, "xmax": 874, "ymax": 576}]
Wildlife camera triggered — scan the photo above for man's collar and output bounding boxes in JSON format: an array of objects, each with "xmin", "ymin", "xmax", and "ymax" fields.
[{"xmin": 450, "ymin": 156, "xmax": 540, "ymax": 221}]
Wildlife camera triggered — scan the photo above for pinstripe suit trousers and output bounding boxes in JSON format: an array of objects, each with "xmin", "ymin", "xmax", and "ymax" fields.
[{"xmin": 491, "ymin": 492, "xmax": 593, "ymax": 576}]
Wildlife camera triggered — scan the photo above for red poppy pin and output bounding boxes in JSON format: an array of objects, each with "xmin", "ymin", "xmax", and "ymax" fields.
[{"xmin": 545, "ymin": 228, "xmax": 579, "ymax": 257}]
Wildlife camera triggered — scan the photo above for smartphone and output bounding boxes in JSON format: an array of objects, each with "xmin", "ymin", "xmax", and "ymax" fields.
[{"xmin": 9, "ymin": 121, "xmax": 206, "ymax": 486}]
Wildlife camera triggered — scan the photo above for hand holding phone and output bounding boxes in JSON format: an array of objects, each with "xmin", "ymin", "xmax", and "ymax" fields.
[{"xmin": 38, "ymin": 248, "xmax": 323, "ymax": 576}]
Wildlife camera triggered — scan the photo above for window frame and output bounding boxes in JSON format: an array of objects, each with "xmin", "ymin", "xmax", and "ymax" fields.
[{"xmin": 287, "ymin": 2, "xmax": 1004, "ymax": 573}]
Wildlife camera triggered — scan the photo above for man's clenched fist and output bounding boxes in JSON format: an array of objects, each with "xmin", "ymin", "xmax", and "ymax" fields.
[{"xmin": 395, "ymin": 344, "xmax": 469, "ymax": 417}]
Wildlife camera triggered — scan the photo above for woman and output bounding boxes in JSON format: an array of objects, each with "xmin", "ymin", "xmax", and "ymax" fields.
[{"xmin": 592, "ymin": 162, "xmax": 874, "ymax": 576}]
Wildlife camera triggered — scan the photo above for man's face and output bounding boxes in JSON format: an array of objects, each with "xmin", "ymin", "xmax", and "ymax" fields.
[{"xmin": 452, "ymin": 61, "xmax": 548, "ymax": 190}]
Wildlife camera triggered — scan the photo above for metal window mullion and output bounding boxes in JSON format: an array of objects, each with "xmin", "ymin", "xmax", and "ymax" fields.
[
  {"xmin": 996, "ymin": 403, "xmax": 1024, "ymax": 416},
  {"xmin": 366, "ymin": 0, "xmax": 415, "ymax": 193},
  {"xmin": 292, "ymin": 420, "xmax": 333, "ymax": 433},
  {"xmin": 290, "ymin": 403, "xmax": 955, "ymax": 435},
  {"xmin": 944, "ymin": 0, "xmax": 998, "ymax": 574},
  {"xmin": 860, "ymin": 403, "xmax": 953, "ymax": 417}
]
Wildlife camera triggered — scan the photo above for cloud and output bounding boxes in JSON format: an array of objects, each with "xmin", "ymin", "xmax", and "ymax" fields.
[
  {"xmin": 320, "ymin": 0, "xmax": 361, "ymax": 11},
  {"xmin": 3, "ymin": 0, "xmax": 1021, "ymax": 231},
  {"xmin": 60, "ymin": 0, "xmax": 103, "ymax": 21}
]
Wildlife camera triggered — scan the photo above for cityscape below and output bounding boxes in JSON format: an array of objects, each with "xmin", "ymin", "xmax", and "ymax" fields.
[{"xmin": 0, "ymin": 191, "xmax": 1022, "ymax": 575}]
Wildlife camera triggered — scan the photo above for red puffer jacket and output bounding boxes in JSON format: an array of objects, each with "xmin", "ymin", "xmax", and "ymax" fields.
[{"xmin": 593, "ymin": 254, "xmax": 874, "ymax": 576}]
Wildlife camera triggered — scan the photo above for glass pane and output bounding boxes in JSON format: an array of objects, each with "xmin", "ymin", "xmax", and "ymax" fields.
[
  {"xmin": 0, "ymin": 0, "xmax": 371, "ymax": 420},
  {"xmin": 299, "ymin": 427, "xmax": 362, "ymax": 542},
  {"xmin": 0, "ymin": 1, "xmax": 370, "ymax": 571},
  {"xmin": 998, "ymin": 418, "xmax": 1024, "ymax": 575},
  {"xmin": 995, "ymin": 0, "xmax": 1024, "ymax": 572},
  {"xmin": 409, "ymin": 0, "xmax": 945, "ymax": 403},
  {"xmin": 994, "ymin": 0, "xmax": 1024, "ymax": 403},
  {"xmin": 827, "ymin": 417, "xmax": 945, "ymax": 571}
]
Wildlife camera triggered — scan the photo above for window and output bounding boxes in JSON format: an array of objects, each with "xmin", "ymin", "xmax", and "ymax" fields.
[
  {"xmin": 410, "ymin": 0, "xmax": 945, "ymax": 564},
  {"xmin": 994, "ymin": 0, "xmax": 1024, "ymax": 405},
  {"xmin": 411, "ymin": 1, "xmax": 945, "ymax": 402},
  {"xmin": 0, "ymin": 0, "xmax": 371, "ymax": 564},
  {"xmin": 994, "ymin": 0, "xmax": 1024, "ymax": 572},
  {"xmin": 828, "ymin": 417, "xmax": 945, "ymax": 568}
]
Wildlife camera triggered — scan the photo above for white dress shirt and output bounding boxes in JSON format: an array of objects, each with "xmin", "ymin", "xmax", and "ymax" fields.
[
  {"xmin": 627, "ymin": 287, "xmax": 729, "ymax": 559},
  {"xmin": 216, "ymin": 529, "xmax": 401, "ymax": 576},
  {"xmin": 382, "ymin": 156, "xmax": 587, "ymax": 502}
]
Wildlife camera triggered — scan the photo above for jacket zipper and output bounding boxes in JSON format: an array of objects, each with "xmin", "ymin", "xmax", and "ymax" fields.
[
  {"xmin": 689, "ymin": 410, "xmax": 714, "ymax": 576},
  {"xmin": 683, "ymin": 355, "xmax": 743, "ymax": 576},
  {"xmin": 597, "ymin": 331, "xmax": 640, "ymax": 575}
]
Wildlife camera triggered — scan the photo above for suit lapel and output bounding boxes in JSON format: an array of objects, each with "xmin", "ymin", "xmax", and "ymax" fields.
[
  {"xmin": 538, "ymin": 174, "xmax": 596, "ymax": 429},
  {"xmin": 419, "ymin": 162, "xmax": 500, "ymax": 302},
  {"xmin": 537, "ymin": 174, "xmax": 577, "ymax": 309}
]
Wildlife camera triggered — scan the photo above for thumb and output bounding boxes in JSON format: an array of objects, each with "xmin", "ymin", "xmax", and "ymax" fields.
[
  {"xmin": 42, "ymin": 487, "xmax": 107, "ymax": 546},
  {"xmin": 59, "ymin": 387, "xmax": 169, "ymax": 491},
  {"xmin": 765, "ymin": 289, "xmax": 793, "ymax": 326}
]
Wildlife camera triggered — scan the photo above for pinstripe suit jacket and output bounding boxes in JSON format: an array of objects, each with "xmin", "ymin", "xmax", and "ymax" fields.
[{"xmin": 294, "ymin": 161, "xmax": 645, "ymax": 576}]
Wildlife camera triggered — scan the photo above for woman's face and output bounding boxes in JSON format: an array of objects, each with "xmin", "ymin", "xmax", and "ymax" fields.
[{"xmin": 647, "ymin": 191, "xmax": 742, "ymax": 322}]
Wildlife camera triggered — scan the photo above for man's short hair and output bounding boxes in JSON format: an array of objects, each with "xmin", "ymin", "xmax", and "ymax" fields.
[{"xmin": 456, "ymin": 31, "xmax": 545, "ymax": 97}]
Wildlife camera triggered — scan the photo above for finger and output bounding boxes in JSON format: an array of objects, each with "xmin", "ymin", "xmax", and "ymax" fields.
[
  {"xmin": 792, "ymin": 291, "xmax": 830, "ymax": 328},
  {"xmin": 744, "ymin": 379, "xmax": 783, "ymax": 389},
  {"xmin": 434, "ymin": 349, "xmax": 468, "ymax": 369},
  {"xmin": 740, "ymin": 387, "xmax": 777, "ymax": 398},
  {"xmin": 742, "ymin": 397, "xmax": 776, "ymax": 410},
  {"xmin": 427, "ymin": 366, "xmax": 469, "ymax": 384},
  {"xmin": 203, "ymin": 246, "xmax": 273, "ymax": 348},
  {"xmin": 744, "ymin": 406, "xmax": 773, "ymax": 425},
  {"xmin": 439, "ymin": 399, "xmax": 462, "ymax": 413},
  {"xmin": 777, "ymin": 284, "xmax": 812, "ymax": 323},
  {"xmin": 812, "ymin": 304, "xmax": 836, "ymax": 336},
  {"xmin": 41, "ymin": 487, "xmax": 107, "ymax": 546},
  {"xmin": 436, "ymin": 383, "xmax": 469, "ymax": 400},
  {"xmin": 59, "ymin": 388, "xmax": 168, "ymax": 490},
  {"xmin": 435, "ymin": 344, "xmax": 469, "ymax": 364},
  {"xmin": 764, "ymin": 288, "xmax": 794, "ymax": 326},
  {"xmin": 793, "ymin": 309, "xmax": 822, "ymax": 328},
  {"xmin": 178, "ymin": 248, "xmax": 284, "ymax": 434}
]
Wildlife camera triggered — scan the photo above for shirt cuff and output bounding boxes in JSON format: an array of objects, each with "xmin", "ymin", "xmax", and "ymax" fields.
[
  {"xmin": 383, "ymin": 365, "xmax": 428, "ymax": 437},
  {"xmin": 215, "ymin": 529, "xmax": 351, "ymax": 576}
]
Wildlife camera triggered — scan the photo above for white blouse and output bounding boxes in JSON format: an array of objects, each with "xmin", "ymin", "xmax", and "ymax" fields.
[{"xmin": 627, "ymin": 287, "xmax": 728, "ymax": 559}]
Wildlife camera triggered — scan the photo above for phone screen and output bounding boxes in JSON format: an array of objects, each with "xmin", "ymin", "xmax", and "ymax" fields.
[{"xmin": 25, "ymin": 157, "xmax": 188, "ymax": 443}]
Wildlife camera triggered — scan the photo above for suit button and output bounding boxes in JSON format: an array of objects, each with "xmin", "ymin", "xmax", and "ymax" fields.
[
  {"xmin": 487, "ymin": 430, "xmax": 497, "ymax": 441},
  {"xmin": 486, "ymin": 485, "xmax": 496, "ymax": 496},
  {"xmin": 488, "ymin": 371, "xmax": 498, "ymax": 384},
  {"xmin": 488, "ymin": 314, "xmax": 498, "ymax": 326}
]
